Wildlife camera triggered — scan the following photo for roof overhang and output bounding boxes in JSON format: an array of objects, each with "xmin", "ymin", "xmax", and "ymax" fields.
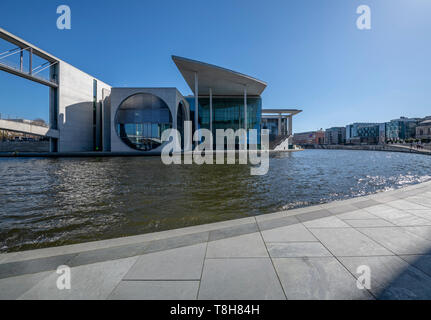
[
  {"xmin": 172, "ymin": 55, "xmax": 267, "ymax": 96},
  {"xmin": 262, "ymin": 109, "xmax": 302, "ymax": 117}
]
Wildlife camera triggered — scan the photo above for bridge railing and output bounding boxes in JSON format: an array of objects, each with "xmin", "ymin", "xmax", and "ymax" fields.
[{"xmin": 0, "ymin": 46, "xmax": 58, "ymax": 85}]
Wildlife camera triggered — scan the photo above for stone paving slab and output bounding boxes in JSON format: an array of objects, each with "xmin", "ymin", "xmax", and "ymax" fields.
[
  {"xmin": 402, "ymin": 226, "xmax": 431, "ymax": 241},
  {"xmin": 358, "ymin": 227, "xmax": 431, "ymax": 255},
  {"xmin": 108, "ymin": 281, "xmax": 200, "ymax": 300},
  {"xmin": 1, "ymin": 180, "xmax": 431, "ymax": 300},
  {"xmin": 339, "ymin": 256, "xmax": 431, "ymax": 300},
  {"xmin": 272, "ymin": 257, "xmax": 373, "ymax": 300},
  {"xmin": 261, "ymin": 223, "xmax": 317, "ymax": 243},
  {"xmin": 198, "ymin": 258, "xmax": 286, "ymax": 300},
  {"xmin": 344, "ymin": 219, "xmax": 395, "ymax": 228},
  {"xmin": 302, "ymin": 216, "xmax": 350, "ymax": 228},
  {"xmin": 388, "ymin": 199, "xmax": 430, "ymax": 211},
  {"xmin": 267, "ymin": 242, "xmax": 332, "ymax": 258},
  {"xmin": 123, "ymin": 244, "xmax": 206, "ymax": 281},
  {"xmin": 336, "ymin": 209, "xmax": 379, "ymax": 220},
  {"xmin": 19, "ymin": 257, "xmax": 137, "ymax": 300},
  {"xmin": 0, "ymin": 271, "xmax": 51, "ymax": 300},
  {"xmin": 309, "ymin": 228, "xmax": 393, "ymax": 257},
  {"xmin": 399, "ymin": 255, "xmax": 431, "ymax": 277},
  {"xmin": 405, "ymin": 210, "xmax": 431, "ymax": 221},
  {"xmin": 206, "ymin": 233, "xmax": 268, "ymax": 258}
]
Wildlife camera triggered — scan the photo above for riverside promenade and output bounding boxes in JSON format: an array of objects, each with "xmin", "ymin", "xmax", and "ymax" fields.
[{"xmin": 1, "ymin": 181, "xmax": 431, "ymax": 300}]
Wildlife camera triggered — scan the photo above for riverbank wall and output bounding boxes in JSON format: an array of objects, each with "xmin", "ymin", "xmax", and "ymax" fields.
[
  {"xmin": 0, "ymin": 141, "xmax": 49, "ymax": 153},
  {"xmin": 306, "ymin": 144, "xmax": 431, "ymax": 155}
]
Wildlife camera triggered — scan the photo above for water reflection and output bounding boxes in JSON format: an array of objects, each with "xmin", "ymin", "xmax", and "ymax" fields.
[{"xmin": 0, "ymin": 150, "xmax": 430, "ymax": 252}]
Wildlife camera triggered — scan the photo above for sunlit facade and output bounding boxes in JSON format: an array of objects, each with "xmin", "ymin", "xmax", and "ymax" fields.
[{"xmin": 186, "ymin": 96, "xmax": 262, "ymax": 145}]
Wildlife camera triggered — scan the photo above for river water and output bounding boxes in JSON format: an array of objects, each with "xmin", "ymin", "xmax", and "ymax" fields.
[{"xmin": 1, "ymin": 149, "xmax": 430, "ymax": 252}]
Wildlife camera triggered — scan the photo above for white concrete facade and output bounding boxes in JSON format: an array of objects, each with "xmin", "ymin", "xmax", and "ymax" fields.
[
  {"xmin": 57, "ymin": 61, "xmax": 112, "ymax": 152},
  {"xmin": 109, "ymin": 87, "xmax": 190, "ymax": 153}
]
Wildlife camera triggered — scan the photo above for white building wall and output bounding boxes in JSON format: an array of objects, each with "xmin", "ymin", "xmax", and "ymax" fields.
[{"xmin": 57, "ymin": 61, "xmax": 111, "ymax": 152}]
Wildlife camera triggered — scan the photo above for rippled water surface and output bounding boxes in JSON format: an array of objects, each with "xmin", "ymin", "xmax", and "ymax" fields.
[{"xmin": 1, "ymin": 150, "xmax": 431, "ymax": 252}]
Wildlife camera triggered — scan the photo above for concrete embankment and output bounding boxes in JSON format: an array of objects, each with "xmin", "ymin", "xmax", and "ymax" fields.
[
  {"xmin": 308, "ymin": 144, "xmax": 431, "ymax": 155},
  {"xmin": 0, "ymin": 149, "xmax": 302, "ymax": 158},
  {"xmin": 0, "ymin": 141, "xmax": 49, "ymax": 153}
]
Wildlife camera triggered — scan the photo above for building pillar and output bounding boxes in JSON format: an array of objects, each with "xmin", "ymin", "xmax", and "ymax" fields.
[
  {"xmin": 244, "ymin": 86, "xmax": 247, "ymax": 131},
  {"xmin": 288, "ymin": 115, "xmax": 293, "ymax": 149},
  {"xmin": 49, "ymin": 63, "xmax": 59, "ymax": 153},
  {"xmin": 278, "ymin": 113, "xmax": 282, "ymax": 136},
  {"xmin": 194, "ymin": 72, "xmax": 199, "ymax": 147},
  {"xmin": 209, "ymin": 87, "xmax": 213, "ymax": 135},
  {"xmin": 243, "ymin": 86, "xmax": 248, "ymax": 147},
  {"xmin": 288, "ymin": 115, "xmax": 293, "ymax": 136}
]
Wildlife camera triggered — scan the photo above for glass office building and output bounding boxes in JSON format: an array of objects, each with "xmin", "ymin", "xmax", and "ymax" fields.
[
  {"xmin": 385, "ymin": 118, "xmax": 419, "ymax": 141},
  {"xmin": 261, "ymin": 117, "xmax": 288, "ymax": 141},
  {"xmin": 186, "ymin": 96, "xmax": 261, "ymax": 138}
]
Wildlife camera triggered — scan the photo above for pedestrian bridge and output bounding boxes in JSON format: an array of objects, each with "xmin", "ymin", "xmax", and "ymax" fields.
[{"xmin": 0, "ymin": 119, "xmax": 59, "ymax": 138}]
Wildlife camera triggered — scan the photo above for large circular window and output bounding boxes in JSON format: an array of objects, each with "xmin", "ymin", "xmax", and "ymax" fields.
[{"xmin": 115, "ymin": 93, "xmax": 172, "ymax": 151}]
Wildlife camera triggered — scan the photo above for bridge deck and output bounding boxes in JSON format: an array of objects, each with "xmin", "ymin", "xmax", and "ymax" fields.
[{"xmin": 0, "ymin": 119, "xmax": 59, "ymax": 138}]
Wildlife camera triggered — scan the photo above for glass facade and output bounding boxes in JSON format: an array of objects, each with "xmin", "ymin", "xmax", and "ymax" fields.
[
  {"xmin": 115, "ymin": 93, "xmax": 172, "ymax": 151},
  {"xmin": 346, "ymin": 123, "xmax": 380, "ymax": 144},
  {"xmin": 385, "ymin": 119, "xmax": 418, "ymax": 141},
  {"xmin": 261, "ymin": 118, "xmax": 287, "ymax": 141},
  {"xmin": 186, "ymin": 96, "xmax": 262, "ymax": 146}
]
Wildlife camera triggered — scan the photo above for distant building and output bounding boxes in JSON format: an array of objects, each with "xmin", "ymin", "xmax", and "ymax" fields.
[
  {"xmin": 293, "ymin": 130, "xmax": 325, "ymax": 145},
  {"xmin": 346, "ymin": 123, "xmax": 381, "ymax": 145},
  {"xmin": 324, "ymin": 127, "xmax": 346, "ymax": 145},
  {"xmin": 385, "ymin": 117, "xmax": 420, "ymax": 142},
  {"xmin": 378, "ymin": 123, "xmax": 386, "ymax": 144},
  {"xmin": 416, "ymin": 119, "xmax": 431, "ymax": 141}
]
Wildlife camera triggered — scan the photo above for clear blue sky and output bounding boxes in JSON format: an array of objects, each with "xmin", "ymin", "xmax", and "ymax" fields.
[{"xmin": 0, "ymin": 0, "xmax": 430, "ymax": 132}]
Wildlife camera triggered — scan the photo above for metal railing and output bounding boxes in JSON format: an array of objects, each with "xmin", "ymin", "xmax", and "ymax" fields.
[{"xmin": 0, "ymin": 46, "xmax": 58, "ymax": 85}]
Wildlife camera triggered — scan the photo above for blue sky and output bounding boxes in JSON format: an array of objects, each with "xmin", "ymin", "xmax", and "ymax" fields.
[{"xmin": 0, "ymin": 0, "xmax": 430, "ymax": 132}]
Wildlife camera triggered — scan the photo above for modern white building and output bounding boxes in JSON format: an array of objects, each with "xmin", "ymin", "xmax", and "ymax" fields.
[{"xmin": 0, "ymin": 28, "xmax": 302, "ymax": 154}]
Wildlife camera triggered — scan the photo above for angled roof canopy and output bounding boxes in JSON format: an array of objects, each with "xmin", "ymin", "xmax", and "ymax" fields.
[
  {"xmin": 172, "ymin": 55, "xmax": 267, "ymax": 96},
  {"xmin": 262, "ymin": 109, "xmax": 302, "ymax": 116}
]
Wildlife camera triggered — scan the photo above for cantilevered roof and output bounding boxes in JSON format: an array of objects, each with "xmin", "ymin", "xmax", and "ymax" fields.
[
  {"xmin": 172, "ymin": 55, "xmax": 267, "ymax": 96},
  {"xmin": 262, "ymin": 109, "xmax": 302, "ymax": 116}
]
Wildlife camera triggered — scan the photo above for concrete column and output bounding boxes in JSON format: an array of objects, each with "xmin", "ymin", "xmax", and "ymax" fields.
[
  {"xmin": 244, "ymin": 86, "xmax": 247, "ymax": 131},
  {"xmin": 278, "ymin": 113, "xmax": 282, "ymax": 136},
  {"xmin": 209, "ymin": 88, "xmax": 213, "ymax": 135},
  {"xmin": 288, "ymin": 115, "xmax": 293, "ymax": 149},
  {"xmin": 288, "ymin": 115, "xmax": 293, "ymax": 136},
  {"xmin": 194, "ymin": 72, "xmax": 199, "ymax": 147}
]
